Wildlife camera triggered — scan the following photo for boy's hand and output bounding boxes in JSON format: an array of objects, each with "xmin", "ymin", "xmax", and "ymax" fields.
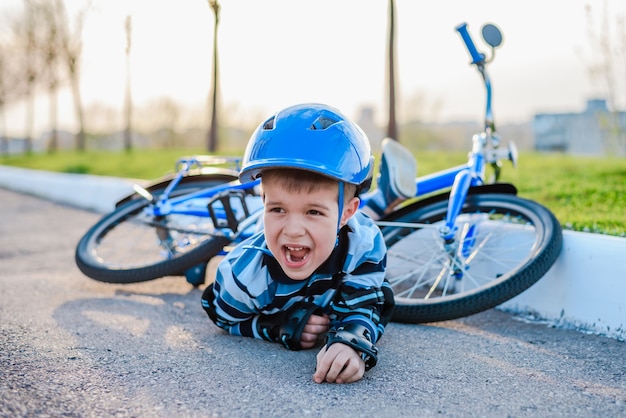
[
  {"xmin": 313, "ymin": 343, "xmax": 365, "ymax": 384},
  {"xmin": 299, "ymin": 314, "xmax": 330, "ymax": 349}
]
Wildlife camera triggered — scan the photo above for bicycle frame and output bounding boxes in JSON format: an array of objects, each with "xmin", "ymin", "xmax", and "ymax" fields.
[{"xmin": 136, "ymin": 157, "xmax": 263, "ymax": 241}]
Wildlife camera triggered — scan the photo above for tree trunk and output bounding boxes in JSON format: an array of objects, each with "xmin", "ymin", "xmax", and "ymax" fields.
[
  {"xmin": 386, "ymin": 0, "xmax": 398, "ymax": 141},
  {"xmin": 124, "ymin": 62, "xmax": 132, "ymax": 152},
  {"xmin": 47, "ymin": 83, "xmax": 58, "ymax": 153},
  {"xmin": 123, "ymin": 15, "xmax": 132, "ymax": 152},
  {"xmin": 68, "ymin": 64, "xmax": 86, "ymax": 151},
  {"xmin": 207, "ymin": 1, "xmax": 220, "ymax": 153},
  {"xmin": 24, "ymin": 89, "xmax": 34, "ymax": 154}
]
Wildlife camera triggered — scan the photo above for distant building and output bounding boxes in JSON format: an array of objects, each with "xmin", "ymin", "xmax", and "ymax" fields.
[{"xmin": 533, "ymin": 99, "xmax": 626, "ymax": 155}]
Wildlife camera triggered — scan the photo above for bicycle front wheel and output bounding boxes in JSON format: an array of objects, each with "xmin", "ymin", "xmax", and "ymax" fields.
[
  {"xmin": 381, "ymin": 193, "xmax": 562, "ymax": 323},
  {"xmin": 75, "ymin": 180, "xmax": 237, "ymax": 284}
]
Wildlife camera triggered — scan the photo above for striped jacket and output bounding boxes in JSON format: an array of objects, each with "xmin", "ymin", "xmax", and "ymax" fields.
[{"xmin": 201, "ymin": 212, "xmax": 394, "ymax": 345}]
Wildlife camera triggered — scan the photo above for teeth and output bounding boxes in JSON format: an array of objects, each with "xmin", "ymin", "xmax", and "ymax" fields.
[
  {"xmin": 285, "ymin": 245, "xmax": 307, "ymax": 263},
  {"xmin": 286, "ymin": 251, "xmax": 298, "ymax": 263}
]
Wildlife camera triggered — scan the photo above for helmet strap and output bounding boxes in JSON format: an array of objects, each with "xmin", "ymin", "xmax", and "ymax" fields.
[{"xmin": 336, "ymin": 182, "xmax": 345, "ymax": 246}]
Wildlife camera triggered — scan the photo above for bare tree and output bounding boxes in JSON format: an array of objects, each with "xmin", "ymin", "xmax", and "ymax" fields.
[
  {"xmin": 57, "ymin": 0, "xmax": 91, "ymax": 152},
  {"xmin": 0, "ymin": 5, "xmax": 31, "ymax": 156},
  {"xmin": 123, "ymin": 14, "xmax": 133, "ymax": 152},
  {"xmin": 3, "ymin": 0, "xmax": 87, "ymax": 154},
  {"xmin": 10, "ymin": 1, "xmax": 67, "ymax": 154},
  {"xmin": 385, "ymin": 0, "xmax": 398, "ymax": 141},
  {"xmin": 18, "ymin": 0, "xmax": 39, "ymax": 154},
  {"xmin": 584, "ymin": 1, "xmax": 626, "ymax": 154},
  {"xmin": 206, "ymin": 0, "xmax": 220, "ymax": 152},
  {"xmin": 6, "ymin": 0, "xmax": 67, "ymax": 154},
  {"xmin": 37, "ymin": 0, "xmax": 63, "ymax": 153}
]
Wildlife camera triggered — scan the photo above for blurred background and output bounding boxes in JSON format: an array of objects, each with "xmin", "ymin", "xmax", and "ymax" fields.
[{"xmin": 0, "ymin": 0, "xmax": 624, "ymax": 156}]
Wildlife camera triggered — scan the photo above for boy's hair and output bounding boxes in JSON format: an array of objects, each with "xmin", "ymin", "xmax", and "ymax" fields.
[{"xmin": 261, "ymin": 169, "xmax": 358, "ymax": 204}]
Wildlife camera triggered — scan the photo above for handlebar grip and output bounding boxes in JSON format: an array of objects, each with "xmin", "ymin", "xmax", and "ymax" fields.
[{"xmin": 455, "ymin": 22, "xmax": 485, "ymax": 65}]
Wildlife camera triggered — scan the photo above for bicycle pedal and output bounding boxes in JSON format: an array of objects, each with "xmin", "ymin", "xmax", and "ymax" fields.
[{"xmin": 207, "ymin": 190, "xmax": 250, "ymax": 232}]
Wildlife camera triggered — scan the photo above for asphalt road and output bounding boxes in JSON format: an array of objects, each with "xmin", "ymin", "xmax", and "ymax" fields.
[{"xmin": 1, "ymin": 187, "xmax": 625, "ymax": 417}]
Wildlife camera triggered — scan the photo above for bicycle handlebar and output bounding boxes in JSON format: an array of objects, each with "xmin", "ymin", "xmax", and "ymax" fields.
[
  {"xmin": 455, "ymin": 21, "xmax": 496, "ymax": 132},
  {"xmin": 455, "ymin": 23, "xmax": 484, "ymax": 65}
]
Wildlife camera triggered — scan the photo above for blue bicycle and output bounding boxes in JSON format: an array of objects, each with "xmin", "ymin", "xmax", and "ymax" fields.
[{"xmin": 76, "ymin": 23, "xmax": 562, "ymax": 323}]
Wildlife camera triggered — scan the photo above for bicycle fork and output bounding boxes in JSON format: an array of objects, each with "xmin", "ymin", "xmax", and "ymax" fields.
[{"xmin": 439, "ymin": 150, "xmax": 486, "ymax": 284}]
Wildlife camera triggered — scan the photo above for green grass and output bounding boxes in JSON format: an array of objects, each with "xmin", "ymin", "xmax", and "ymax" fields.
[
  {"xmin": 500, "ymin": 154, "xmax": 626, "ymax": 237},
  {"xmin": 2, "ymin": 149, "xmax": 625, "ymax": 236},
  {"xmin": 0, "ymin": 148, "xmax": 213, "ymax": 179}
]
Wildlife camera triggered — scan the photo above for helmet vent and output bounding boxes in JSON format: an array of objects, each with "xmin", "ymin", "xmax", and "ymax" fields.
[
  {"xmin": 311, "ymin": 116, "xmax": 337, "ymax": 130},
  {"xmin": 262, "ymin": 117, "xmax": 275, "ymax": 130}
]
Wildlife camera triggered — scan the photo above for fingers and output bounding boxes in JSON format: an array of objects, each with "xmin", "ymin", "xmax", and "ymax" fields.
[
  {"xmin": 306, "ymin": 314, "xmax": 330, "ymax": 327},
  {"xmin": 302, "ymin": 315, "xmax": 329, "ymax": 335},
  {"xmin": 313, "ymin": 343, "xmax": 365, "ymax": 384},
  {"xmin": 299, "ymin": 332, "xmax": 318, "ymax": 349},
  {"xmin": 299, "ymin": 314, "xmax": 330, "ymax": 349}
]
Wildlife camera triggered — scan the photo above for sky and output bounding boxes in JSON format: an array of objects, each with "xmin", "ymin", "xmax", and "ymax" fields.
[{"xmin": 4, "ymin": 0, "xmax": 626, "ymax": 136}]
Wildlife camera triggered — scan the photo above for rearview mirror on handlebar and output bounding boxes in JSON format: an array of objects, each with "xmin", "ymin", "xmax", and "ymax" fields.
[{"xmin": 481, "ymin": 23, "xmax": 503, "ymax": 48}]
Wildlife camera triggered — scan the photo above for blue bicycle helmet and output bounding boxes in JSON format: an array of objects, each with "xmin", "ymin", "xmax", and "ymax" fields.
[{"xmin": 240, "ymin": 103, "xmax": 374, "ymax": 194}]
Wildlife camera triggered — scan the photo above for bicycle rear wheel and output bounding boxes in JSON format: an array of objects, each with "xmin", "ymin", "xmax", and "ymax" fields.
[
  {"xmin": 381, "ymin": 193, "xmax": 562, "ymax": 323},
  {"xmin": 75, "ymin": 178, "xmax": 242, "ymax": 284}
]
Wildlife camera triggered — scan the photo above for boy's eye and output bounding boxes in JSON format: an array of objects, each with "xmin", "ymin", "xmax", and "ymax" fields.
[
  {"xmin": 267, "ymin": 206, "xmax": 283, "ymax": 213},
  {"xmin": 308, "ymin": 209, "xmax": 324, "ymax": 216}
]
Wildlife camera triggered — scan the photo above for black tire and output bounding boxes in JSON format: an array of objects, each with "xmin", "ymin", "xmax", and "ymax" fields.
[
  {"xmin": 75, "ymin": 177, "xmax": 240, "ymax": 283},
  {"xmin": 381, "ymin": 193, "xmax": 562, "ymax": 323}
]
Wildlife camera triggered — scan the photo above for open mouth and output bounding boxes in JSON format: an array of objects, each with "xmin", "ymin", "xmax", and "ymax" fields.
[{"xmin": 284, "ymin": 245, "xmax": 310, "ymax": 265}]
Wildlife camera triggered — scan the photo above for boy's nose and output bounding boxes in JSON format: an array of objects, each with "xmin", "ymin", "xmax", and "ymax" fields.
[{"xmin": 282, "ymin": 215, "xmax": 305, "ymax": 237}]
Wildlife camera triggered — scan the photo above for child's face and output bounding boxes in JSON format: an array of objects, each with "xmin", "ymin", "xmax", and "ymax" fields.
[{"xmin": 262, "ymin": 178, "xmax": 359, "ymax": 281}]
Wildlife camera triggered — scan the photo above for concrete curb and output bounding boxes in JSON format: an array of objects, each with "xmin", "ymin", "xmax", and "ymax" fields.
[
  {"xmin": 500, "ymin": 232, "xmax": 626, "ymax": 341},
  {"xmin": 2, "ymin": 165, "xmax": 624, "ymax": 340},
  {"xmin": 0, "ymin": 165, "xmax": 147, "ymax": 214}
]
